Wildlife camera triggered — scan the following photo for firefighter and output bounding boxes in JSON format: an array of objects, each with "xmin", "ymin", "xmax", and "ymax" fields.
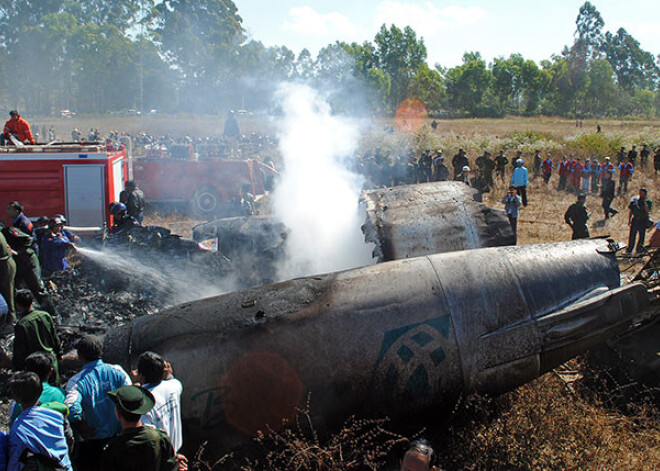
[
  {"xmin": 1, "ymin": 225, "xmax": 58, "ymax": 318},
  {"xmin": 1, "ymin": 110, "xmax": 35, "ymax": 145},
  {"xmin": 119, "ymin": 180, "xmax": 146, "ymax": 225},
  {"xmin": 564, "ymin": 193, "xmax": 590, "ymax": 240},
  {"xmin": 109, "ymin": 202, "xmax": 139, "ymax": 236},
  {"xmin": 0, "ymin": 229, "xmax": 17, "ymax": 324},
  {"xmin": 41, "ymin": 216, "xmax": 76, "ymax": 275}
]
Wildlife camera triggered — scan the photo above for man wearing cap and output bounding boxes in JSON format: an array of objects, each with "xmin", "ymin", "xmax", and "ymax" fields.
[
  {"xmin": 541, "ymin": 154, "xmax": 553, "ymax": 185},
  {"xmin": 451, "ymin": 149, "xmax": 468, "ymax": 178},
  {"xmin": 1, "ymin": 110, "xmax": 35, "ymax": 145},
  {"xmin": 564, "ymin": 194, "xmax": 590, "ymax": 240},
  {"xmin": 41, "ymin": 216, "xmax": 76, "ymax": 274},
  {"xmin": 64, "ymin": 335, "xmax": 131, "ymax": 471},
  {"xmin": 104, "ymin": 385, "xmax": 178, "ymax": 471},
  {"xmin": 510, "ymin": 159, "xmax": 529, "ymax": 206}
]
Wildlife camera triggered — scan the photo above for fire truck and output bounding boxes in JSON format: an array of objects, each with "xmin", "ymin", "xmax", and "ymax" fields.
[
  {"xmin": 1, "ymin": 141, "xmax": 277, "ymax": 227},
  {"xmin": 132, "ymin": 156, "xmax": 276, "ymax": 218},
  {"xmin": 0, "ymin": 143, "xmax": 128, "ymax": 232}
]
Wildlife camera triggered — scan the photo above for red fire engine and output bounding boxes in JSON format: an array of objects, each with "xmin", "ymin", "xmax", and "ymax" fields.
[
  {"xmin": 132, "ymin": 156, "xmax": 276, "ymax": 218},
  {"xmin": 0, "ymin": 144, "xmax": 128, "ymax": 230}
]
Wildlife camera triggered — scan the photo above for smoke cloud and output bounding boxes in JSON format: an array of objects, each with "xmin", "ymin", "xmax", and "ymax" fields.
[{"xmin": 271, "ymin": 83, "xmax": 374, "ymax": 279}]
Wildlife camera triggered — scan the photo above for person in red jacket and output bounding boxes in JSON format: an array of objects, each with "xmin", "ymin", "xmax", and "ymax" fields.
[
  {"xmin": 2, "ymin": 110, "xmax": 35, "ymax": 145},
  {"xmin": 558, "ymin": 155, "xmax": 570, "ymax": 190},
  {"xmin": 571, "ymin": 157, "xmax": 583, "ymax": 193},
  {"xmin": 541, "ymin": 154, "xmax": 553, "ymax": 185}
]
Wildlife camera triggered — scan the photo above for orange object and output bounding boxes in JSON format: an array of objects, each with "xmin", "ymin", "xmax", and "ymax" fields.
[{"xmin": 3, "ymin": 114, "xmax": 34, "ymax": 144}]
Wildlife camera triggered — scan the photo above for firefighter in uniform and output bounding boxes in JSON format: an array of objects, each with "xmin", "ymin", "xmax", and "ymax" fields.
[
  {"xmin": 1, "ymin": 225, "xmax": 58, "ymax": 318},
  {"xmin": 1, "ymin": 110, "xmax": 35, "ymax": 145},
  {"xmin": 119, "ymin": 180, "xmax": 145, "ymax": 225},
  {"xmin": 564, "ymin": 194, "xmax": 590, "ymax": 240}
]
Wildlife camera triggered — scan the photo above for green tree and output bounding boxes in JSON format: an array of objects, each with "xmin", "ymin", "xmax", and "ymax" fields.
[
  {"xmin": 574, "ymin": 1, "xmax": 604, "ymax": 60},
  {"xmin": 630, "ymin": 89, "xmax": 655, "ymax": 117},
  {"xmin": 445, "ymin": 52, "xmax": 492, "ymax": 115},
  {"xmin": 602, "ymin": 28, "xmax": 660, "ymax": 92},
  {"xmin": 407, "ymin": 64, "xmax": 445, "ymax": 112},
  {"xmin": 584, "ymin": 59, "xmax": 618, "ymax": 116},
  {"xmin": 153, "ymin": 0, "xmax": 245, "ymax": 111},
  {"xmin": 374, "ymin": 24, "xmax": 427, "ymax": 111}
]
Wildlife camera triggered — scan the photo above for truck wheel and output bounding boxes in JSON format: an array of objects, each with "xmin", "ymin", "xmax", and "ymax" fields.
[{"xmin": 191, "ymin": 185, "xmax": 222, "ymax": 218}]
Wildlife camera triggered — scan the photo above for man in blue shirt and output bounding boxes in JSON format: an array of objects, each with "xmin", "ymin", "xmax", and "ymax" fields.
[
  {"xmin": 510, "ymin": 159, "xmax": 529, "ymax": 206},
  {"xmin": 41, "ymin": 216, "xmax": 76, "ymax": 274},
  {"xmin": 7, "ymin": 371, "xmax": 72, "ymax": 471},
  {"xmin": 64, "ymin": 335, "xmax": 131, "ymax": 471}
]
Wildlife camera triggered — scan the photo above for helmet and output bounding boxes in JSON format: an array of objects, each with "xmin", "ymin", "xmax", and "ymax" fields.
[
  {"xmin": 462, "ymin": 166, "xmax": 470, "ymax": 172},
  {"xmin": 516, "ymin": 158, "xmax": 524, "ymax": 164},
  {"xmin": 111, "ymin": 202, "xmax": 127, "ymax": 215},
  {"xmin": 54, "ymin": 213, "xmax": 67, "ymax": 224}
]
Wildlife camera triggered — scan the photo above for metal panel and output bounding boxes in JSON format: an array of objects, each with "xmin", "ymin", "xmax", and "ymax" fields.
[
  {"xmin": 112, "ymin": 159, "xmax": 123, "ymax": 202},
  {"xmin": 64, "ymin": 165, "xmax": 105, "ymax": 228}
]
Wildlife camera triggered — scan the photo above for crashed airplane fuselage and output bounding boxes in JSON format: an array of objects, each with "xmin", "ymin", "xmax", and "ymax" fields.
[{"xmin": 104, "ymin": 239, "xmax": 651, "ymax": 452}]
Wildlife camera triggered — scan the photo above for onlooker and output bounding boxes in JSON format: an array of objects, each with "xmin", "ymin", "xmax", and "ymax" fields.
[
  {"xmin": 400, "ymin": 438, "xmax": 438, "ymax": 471},
  {"xmin": 654, "ymin": 148, "xmax": 660, "ymax": 175},
  {"xmin": 502, "ymin": 186, "xmax": 522, "ymax": 245},
  {"xmin": 600, "ymin": 171, "xmax": 618, "ymax": 219},
  {"xmin": 133, "ymin": 351, "xmax": 184, "ymax": 453},
  {"xmin": 64, "ymin": 335, "xmax": 131, "ymax": 471},
  {"xmin": 618, "ymin": 158, "xmax": 633, "ymax": 194},
  {"xmin": 510, "ymin": 159, "xmax": 529, "ymax": 206},
  {"xmin": 13, "ymin": 290, "xmax": 63, "ymax": 385},
  {"xmin": 9, "ymin": 351, "xmax": 66, "ymax": 426},
  {"xmin": 557, "ymin": 156, "xmax": 570, "ymax": 190},
  {"xmin": 640, "ymin": 144, "xmax": 650, "ymax": 169},
  {"xmin": 564, "ymin": 194, "xmax": 590, "ymax": 240},
  {"xmin": 7, "ymin": 372, "xmax": 72, "ymax": 471},
  {"xmin": 626, "ymin": 188, "xmax": 653, "ymax": 255},
  {"xmin": 494, "ymin": 151, "xmax": 508, "ymax": 182},
  {"xmin": 103, "ymin": 385, "xmax": 179, "ymax": 471},
  {"xmin": 541, "ymin": 154, "xmax": 553, "ymax": 184}
]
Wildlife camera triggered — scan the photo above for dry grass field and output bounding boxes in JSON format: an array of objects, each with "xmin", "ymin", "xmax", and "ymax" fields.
[{"xmin": 28, "ymin": 113, "xmax": 660, "ymax": 470}]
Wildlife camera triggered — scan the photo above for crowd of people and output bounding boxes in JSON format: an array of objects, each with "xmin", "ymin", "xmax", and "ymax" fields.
[{"xmin": 2, "ymin": 329, "xmax": 186, "ymax": 470}]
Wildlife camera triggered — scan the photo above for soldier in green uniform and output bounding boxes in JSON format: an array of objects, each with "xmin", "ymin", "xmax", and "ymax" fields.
[
  {"xmin": 104, "ymin": 385, "xmax": 179, "ymax": 471},
  {"xmin": 13, "ymin": 290, "xmax": 63, "ymax": 385},
  {"xmin": 0, "ymin": 229, "xmax": 16, "ymax": 324},
  {"xmin": 2, "ymin": 225, "xmax": 58, "ymax": 317},
  {"xmin": 564, "ymin": 193, "xmax": 590, "ymax": 240}
]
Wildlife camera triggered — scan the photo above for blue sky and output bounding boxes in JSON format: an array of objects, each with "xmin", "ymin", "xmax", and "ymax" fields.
[{"xmin": 234, "ymin": 0, "xmax": 659, "ymax": 67}]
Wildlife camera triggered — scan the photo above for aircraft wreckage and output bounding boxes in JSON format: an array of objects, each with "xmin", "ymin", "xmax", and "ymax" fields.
[
  {"xmin": 104, "ymin": 238, "xmax": 658, "ymax": 451},
  {"xmin": 191, "ymin": 182, "xmax": 515, "ymax": 287}
]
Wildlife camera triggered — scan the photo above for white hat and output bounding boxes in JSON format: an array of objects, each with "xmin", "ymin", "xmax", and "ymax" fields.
[
  {"xmin": 462, "ymin": 166, "xmax": 470, "ymax": 172},
  {"xmin": 516, "ymin": 158, "xmax": 524, "ymax": 164}
]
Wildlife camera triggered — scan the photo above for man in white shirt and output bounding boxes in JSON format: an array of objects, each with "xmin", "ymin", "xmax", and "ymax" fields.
[{"xmin": 132, "ymin": 351, "xmax": 184, "ymax": 453}]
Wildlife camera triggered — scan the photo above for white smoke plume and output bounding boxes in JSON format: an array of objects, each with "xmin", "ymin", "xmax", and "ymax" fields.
[{"xmin": 272, "ymin": 83, "xmax": 374, "ymax": 279}]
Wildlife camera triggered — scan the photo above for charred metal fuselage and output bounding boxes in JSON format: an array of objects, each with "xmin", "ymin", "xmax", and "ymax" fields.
[
  {"xmin": 361, "ymin": 182, "xmax": 514, "ymax": 261},
  {"xmin": 104, "ymin": 239, "xmax": 649, "ymax": 452}
]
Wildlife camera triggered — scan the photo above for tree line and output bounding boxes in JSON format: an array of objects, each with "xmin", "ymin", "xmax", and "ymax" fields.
[{"xmin": 0, "ymin": 0, "xmax": 658, "ymax": 117}]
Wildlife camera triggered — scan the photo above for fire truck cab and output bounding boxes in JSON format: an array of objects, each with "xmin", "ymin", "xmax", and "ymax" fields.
[{"xmin": 0, "ymin": 144, "xmax": 128, "ymax": 231}]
